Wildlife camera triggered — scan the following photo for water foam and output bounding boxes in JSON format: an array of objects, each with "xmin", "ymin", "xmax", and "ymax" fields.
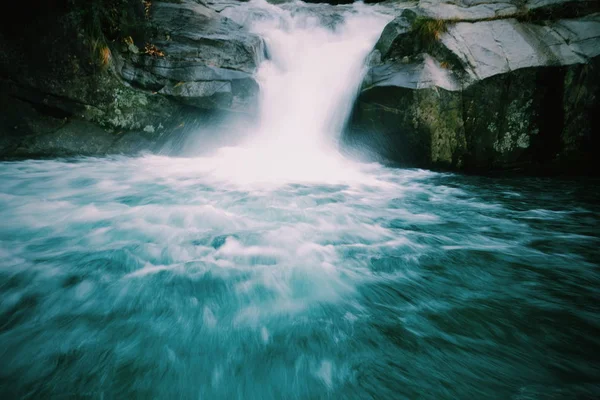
[{"xmin": 194, "ymin": 0, "xmax": 391, "ymax": 185}]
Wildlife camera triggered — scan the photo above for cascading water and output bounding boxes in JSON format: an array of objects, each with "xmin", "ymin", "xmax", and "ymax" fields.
[
  {"xmin": 249, "ymin": 2, "xmax": 386, "ymax": 151},
  {"xmin": 191, "ymin": 1, "xmax": 391, "ymax": 184},
  {"xmin": 1, "ymin": 1, "xmax": 599, "ymax": 399}
]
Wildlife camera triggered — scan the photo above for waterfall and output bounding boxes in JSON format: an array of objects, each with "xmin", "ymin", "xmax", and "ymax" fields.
[
  {"xmin": 250, "ymin": 1, "xmax": 388, "ymax": 151},
  {"xmin": 198, "ymin": 1, "xmax": 391, "ymax": 184},
  {"xmin": 2, "ymin": 4, "xmax": 595, "ymax": 398}
]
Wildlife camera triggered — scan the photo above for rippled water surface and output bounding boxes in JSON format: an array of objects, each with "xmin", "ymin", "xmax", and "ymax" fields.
[{"xmin": 1, "ymin": 156, "xmax": 599, "ymax": 399}]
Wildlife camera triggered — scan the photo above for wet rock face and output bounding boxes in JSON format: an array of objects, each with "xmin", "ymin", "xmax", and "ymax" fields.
[
  {"xmin": 0, "ymin": 0, "xmax": 263, "ymax": 157},
  {"xmin": 117, "ymin": 1, "xmax": 264, "ymax": 113},
  {"xmin": 348, "ymin": 0, "xmax": 600, "ymax": 173}
]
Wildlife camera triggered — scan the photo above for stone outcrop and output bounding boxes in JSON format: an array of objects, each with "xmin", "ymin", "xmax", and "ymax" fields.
[
  {"xmin": 0, "ymin": 0, "xmax": 264, "ymax": 157},
  {"xmin": 348, "ymin": 0, "xmax": 600, "ymax": 173},
  {"xmin": 118, "ymin": 1, "xmax": 264, "ymax": 112}
]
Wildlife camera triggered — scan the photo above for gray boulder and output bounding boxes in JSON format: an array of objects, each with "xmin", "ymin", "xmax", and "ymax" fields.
[
  {"xmin": 117, "ymin": 0, "xmax": 264, "ymax": 113},
  {"xmin": 0, "ymin": 0, "xmax": 264, "ymax": 157},
  {"xmin": 348, "ymin": 0, "xmax": 600, "ymax": 172},
  {"xmin": 15, "ymin": 120, "xmax": 116, "ymax": 157}
]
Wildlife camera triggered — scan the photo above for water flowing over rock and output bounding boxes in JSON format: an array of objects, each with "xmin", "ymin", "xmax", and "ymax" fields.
[{"xmin": 348, "ymin": 0, "xmax": 600, "ymax": 173}]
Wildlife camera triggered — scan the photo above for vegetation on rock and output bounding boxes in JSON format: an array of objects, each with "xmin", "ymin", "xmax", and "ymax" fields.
[
  {"xmin": 65, "ymin": 0, "xmax": 155, "ymax": 68},
  {"xmin": 411, "ymin": 17, "xmax": 450, "ymax": 47}
]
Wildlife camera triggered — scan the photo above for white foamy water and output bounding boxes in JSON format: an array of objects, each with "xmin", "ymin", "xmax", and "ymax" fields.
[
  {"xmin": 2, "ymin": 155, "xmax": 599, "ymax": 399},
  {"xmin": 191, "ymin": 0, "xmax": 391, "ymax": 185}
]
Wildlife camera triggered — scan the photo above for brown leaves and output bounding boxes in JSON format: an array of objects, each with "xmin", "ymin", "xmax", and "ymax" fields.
[
  {"xmin": 412, "ymin": 17, "xmax": 449, "ymax": 46},
  {"xmin": 99, "ymin": 46, "xmax": 112, "ymax": 67},
  {"xmin": 143, "ymin": 43, "xmax": 165, "ymax": 57}
]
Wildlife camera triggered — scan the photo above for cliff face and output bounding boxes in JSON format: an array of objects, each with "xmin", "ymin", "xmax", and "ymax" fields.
[
  {"xmin": 347, "ymin": 0, "xmax": 600, "ymax": 173},
  {"xmin": 0, "ymin": 0, "xmax": 264, "ymax": 157},
  {"xmin": 2, "ymin": 0, "xmax": 599, "ymax": 174}
]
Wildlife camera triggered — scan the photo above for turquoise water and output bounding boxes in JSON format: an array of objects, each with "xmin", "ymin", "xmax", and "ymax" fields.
[{"xmin": 0, "ymin": 156, "xmax": 599, "ymax": 399}]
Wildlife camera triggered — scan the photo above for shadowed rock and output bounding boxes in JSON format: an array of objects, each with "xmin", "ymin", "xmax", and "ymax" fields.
[
  {"xmin": 348, "ymin": 0, "xmax": 600, "ymax": 173},
  {"xmin": 0, "ymin": 0, "xmax": 264, "ymax": 157}
]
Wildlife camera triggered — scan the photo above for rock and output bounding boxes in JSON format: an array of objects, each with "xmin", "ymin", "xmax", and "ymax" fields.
[
  {"xmin": 417, "ymin": 0, "xmax": 520, "ymax": 21},
  {"xmin": 0, "ymin": 0, "xmax": 265, "ymax": 157},
  {"xmin": 15, "ymin": 120, "xmax": 116, "ymax": 157},
  {"xmin": 0, "ymin": 95, "xmax": 68, "ymax": 156},
  {"xmin": 375, "ymin": 10, "xmax": 416, "ymax": 58},
  {"xmin": 417, "ymin": 0, "xmax": 600, "ymax": 21},
  {"xmin": 151, "ymin": 1, "xmax": 264, "ymax": 73},
  {"xmin": 298, "ymin": 1, "xmax": 355, "ymax": 4},
  {"xmin": 348, "ymin": 84, "xmax": 466, "ymax": 167},
  {"xmin": 109, "ymin": 131, "xmax": 160, "ymax": 155},
  {"xmin": 349, "ymin": 0, "xmax": 600, "ymax": 172},
  {"xmin": 441, "ymin": 15, "xmax": 600, "ymax": 83},
  {"xmin": 117, "ymin": 0, "xmax": 264, "ymax": 113},
  {"xmin": 203, "ymin": 0, "xmax": 253, "ymax": 13},
  {"xmin": 364, "ymin": 55, "xmax": 461, "ymax": 90}
]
